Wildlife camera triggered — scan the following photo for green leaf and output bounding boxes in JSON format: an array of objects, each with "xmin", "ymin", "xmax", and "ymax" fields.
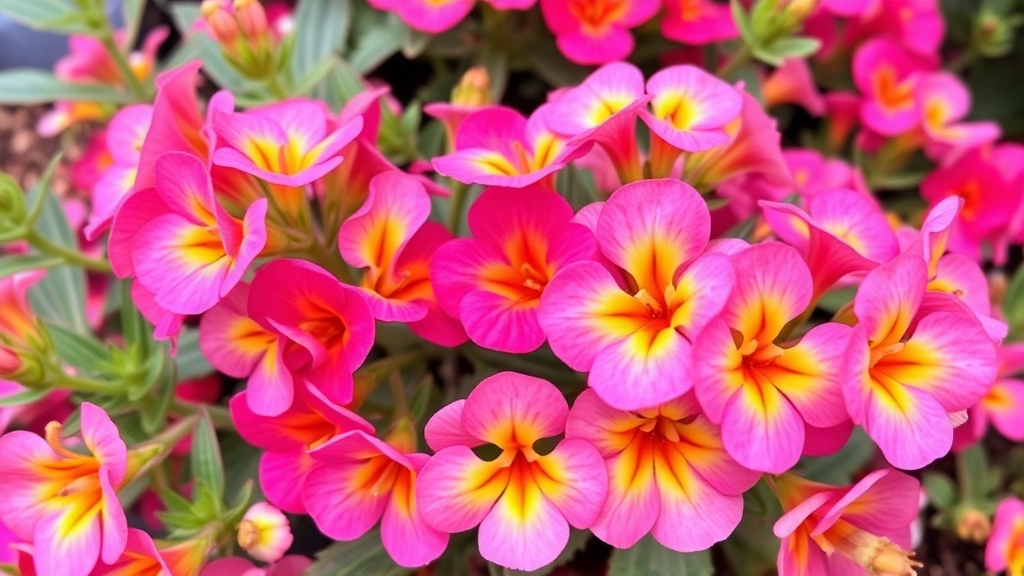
[
  {"xmin": 290, "ymin": 56, "xmax": 340, "ymax": 98},
  {"xmin": 121, "ymin": 0, "xmax": 146, "ymax": 47},
  {"xmin": 797, "ymin": 427, "xmax": 875, "ymax": 484},
  {"xmin": 731, "ymin": 0, "xmax": 754, "ymax": 44},
  {"xmin": 120, "ymin": 279, "xmax": 150, "ymax": 357},
  {"xmin": 403, "ymin": 28, "xmax": 432, "ymax": 59},
  {"xmin": 174, "ymin": 328, "xmax": 215, "ymax": 382},
  {"xmin": 0, "ymin": 70, "xmax": 135, "ymax": 105},
  {"xmin": 608, "ymin": 535, "xmax": 713, "ymax": 576},
  {"xmin": 349, "ymin": 13, "xmax": 407, "ymax": 74},
  {"xmin": 28, "ymin": 193, "xmax": 88, "ymax": 334},
  {"xmin": 0, "ymin": 0, "xmax": 95, "ymax": 34},
  {"xmin": 47, "ymin": 324, "xmax": 109, "ymax": 375},
  {"xmin": 961, "ymin": 444, "xmax": 991, "ymax": 502},
  {"xmin": 190, "ymin": 409, "xmax": 225, "ymax": 501},
  {"xmin": 321, "ymin": 59, "xmax": 368, "ymax": 111},
  {"xmin": 0, "ymin": 255, "xmax": 63, "ymax": 278},
  {"xmin": 0, "ymin": 387, "xmax": 51, "ymax": 407},
  {"xmin": 754, "ymin": 36, "xmax": 822, "ymax": 65},
  {"xmin": 1004, "ymin": 265, "xmax": 1024, "ymax": 337},
  {"xmin": 923, "ymin": 472, "xmax": 958, "ymax": 509},
  {"xmin": 308, "ymin": 528, "xmax": 413, "ymax": 576},
  {"xmin": 290, "ymin": 0, "xmax": 352, "ymax": 81}
]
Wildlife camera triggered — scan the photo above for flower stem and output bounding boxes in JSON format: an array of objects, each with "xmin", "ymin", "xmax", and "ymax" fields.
[
  {"xmin": 717, "ymin": 46, "xmax": 752, "ymax": 79},
  {"xmin": 98, "ymin": 27, "xmax": 149, "ymax": 101},
  {"xmin": 168, "ymin": 398, "xmax": 235, "ymax": 431},
  {"xmin": 447, "ymin": 181, "xmax": 470, "ymax": 235},
  {"xmin": 27, "ymin": 230, "xmax": 112, "ymax": 273}
]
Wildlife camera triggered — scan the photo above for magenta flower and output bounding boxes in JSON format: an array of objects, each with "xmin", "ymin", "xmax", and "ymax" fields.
[{"xmin": 540, "ymin": 0, "xmax": 660, "ymax": 65}]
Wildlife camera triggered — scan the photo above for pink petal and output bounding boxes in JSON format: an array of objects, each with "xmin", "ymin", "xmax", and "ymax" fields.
[
  {"xmin": 721, "ymin": 383, "xmax": 805, "ymax": 474},
  {"xmin": 723, "ymin": 242, "xmax": 812, "ymax": 345},
  {"xmin": 589, "ymin": 438, "xmax": 660, "ymax": 549},
  {"xmin": 532, "ymin": 438, "xmax": 607, "ymax": 529},
  {"xmin": 424, "ymin": 400, "xmax": 483, "ymax": 451},
  {"xmin": 462, "ymin": 372, "xmax": 567, "ymax": 448},
  {"xmin": 589, "ymin": 327, "xmax": 693, "ymax": 411},
  {"xmin": 863, "ymin": 382, "xmax": 953, "ymax": 470},
  {"xmin": 670, "ymin": 252, "xmax": 736, "ymax": 340},
  {"xmin": 415, "ymin": 446, "xmax": 508, "ymax": 533},
  {"xmin": 261, "ymin": 450, "xmax": 312, "ymax": 514},
  {"xmin": 380, "ymin": 478, "xmax": 449, "ymax": 568},
  {"xmin": 477, "ymin": 477, "xmax": 569, "ymax": 571},
  {"xmin": 853, "ymin": 254, "xmax": 926, "ymax": 347},
  {"xmin": 555, "ymin": 27, "xmax": 634, "ymax": 66},
  {"xmin": 80, "ymin": 403, "xmax": 127, "ymax": 485},
  {"xmin": 32, "ymin": 510, "xmax": 101, "ymax": 576}
]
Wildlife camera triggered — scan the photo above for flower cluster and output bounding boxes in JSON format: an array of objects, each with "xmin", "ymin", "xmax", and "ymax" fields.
[{"xmin": 1, "ymin": 0, "xmax": 1023, "ymax": 573}]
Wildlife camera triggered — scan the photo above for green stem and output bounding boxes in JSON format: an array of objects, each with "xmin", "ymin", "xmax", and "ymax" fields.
[
  {"xmin": 717, "ymin": 45, "xmax": 752, "ymax": 79},
  {"xmin": 52, "ymin": 371, "xmax": 121, "ymax": 395},
  {"xmin": 447, "ymin": 181, "xmax": 470, "ymax": 235},
  {"xmin": 388, "ymin": 371, "xmax": 409, "ymax": 419},
  {"xmin": 27, "ymin": 230, "xmax": 112, "ymax": 273},
  {"xmin": 267, "ymin": 75, "xmax": 288, "ymax": 99},
  {"xmin": 98, "ymin": 27, "xmax": 149, "ymax": 101},
  {"xmin": 168, "ymin": 399, "xmax": 236, "ymax": 431}
]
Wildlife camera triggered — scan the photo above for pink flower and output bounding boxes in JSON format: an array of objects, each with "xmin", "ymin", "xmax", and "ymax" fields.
[
  {"xmin": 338, "ymin": 173, "xmax": 466, "ymax": 347},
  {"xmin": 842, "ymin": 254, "xmax": 998, "ymax": 469},
  {"xmin": 212, "ymin": 98, "xmax": 363, "ymax": 187},
  {"xmin": 238, "ymin": 503, "xmax": 292, "ymax": 563},
  {"xmin": 916, "ymin": 72, "xmax": 1000, "ymax": 160},
  {"xmin": 640, "ymin": 65, "xmax": 743, "ymax": 177},
  {"xmin": 763, "ymin": 59, "xmax": 826, "ymax": 116},
  {"xmin": 85, "ymin": 104, "xmax": 153, "ymax": 240},
  {"xmin": 230, "ymin": 384, "xmax": 373, "ymax": 512},
  {"xmin": 431, "ymin": 185, "xmax": 596, "ymax": 353},
  {"xmin": 853, "ymin": 37, "xmax": 936, "ymax": 136},
  {"xmin": 96, "ymin": 528, "xmax": 208, "ymax": 576},
  {"xmin": 540, "ymin": 0, "xmax": 660, "ymax": 65},
  {"xmin": 108, "ymin": 152, "xmax": 268, "ymax": 316},
  {"xmin": 545, "ymin": 62, "xmax": 650, "ymax": 183},
  {"xmin": 0, "ymin": 404, "xmax": 127, "ymax": 576},
  {"xmin": 760, "ymin": 188, "xmax": 900, "ymax": 302},
  {"xmin": 303, "ymin": 428, "xmax": 449, "ymax": 567},
  {"xmin": 368, "ymin": 0, "xmax": 536, "ymax": 34},
  {"xmin": 424, "ymin": 67, "xmax": 494, "ymax": 152},
  {"xmin": 417, "ymin": 372, "xmax": 607, "ymax": 571},
  {"xmin": 693, "ymin": 242, "xmax": 852, "ymax": 473},
  {"xmin": 823, "ymin": 91, "xmax": 861, "ymax": 152},
  {"xmin": 566, "ymin": 390, "xmax": 760, "ymax": 551},
  {"xmin": 540, "ymin": 179, "xmax": 733, "ymax": 410},
  {"xmin": 953, "ymin": 343, "xmax": 1024, "ymax": 451},
  {"xmin": 660, "ymin": 0, "xmax": 738, "ymax": 45},
  {"xmin": 200, "ymin": 556, "xmax": 312, "ymax": 576},
  {"xmin": 0, "ymin": 269, "xmax": 45, "ymax": 343},
  {"xmin": 432, "ymin": 105, "xmax": 593, "ymax": 189},
  {"xmin": 773, "ymin": 470, "xmax": 922, "ymax": 575},
  {"xmin": 847, "ymin": 0, "xmax": 945, "ymax": 56},
  {"xmin": 247, "ymin": 259, "xmax": 375, "ymax": 412},
  {"xmin": 987, "ymin": 497, "xmax": 1024, "ymax": 573}
]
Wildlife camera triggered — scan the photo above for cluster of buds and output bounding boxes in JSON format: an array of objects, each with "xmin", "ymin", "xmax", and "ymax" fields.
[{"xmin": 201, "ymin": 0, "xmax": 283, "ymax": 80}]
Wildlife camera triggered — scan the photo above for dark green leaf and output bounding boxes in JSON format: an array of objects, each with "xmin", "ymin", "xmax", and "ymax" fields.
[
  {"xmin": 1004, "ymin": 264, "xmax": 1024, "ymax": 336},
  {"xmin": 961, "ymin": 444, "xmax": 991, "ymax": 502},
  {"xmin": 190, "ymin": 409, "xmax": 225, "ymax": 501},
  {"xmin": 521, "ymin": 530, "xmax": 590, "ymax": 576},
  {"xmin": 0, "ymin": 70, "xmax": 135, "ymax": 105},
  {"xmin": 797, "ymin": 427, "xmax": 875, "ymax": 484},
  {"xmin": 120, "ymin": 279, "xmax": 150, "ymax": 356},
  {"xmin": 308, "ymin": 528, "xmax": 413, "ymax": 576},
  {"xmin": 608, "ymin": 535, "xmax": 713, "ymax": 576},
  {"xmin": 47, "ymin": 324, "xmax": 109, "ymax": 375},
  {"xmin": 28, "ymin": 193, "xmax": 88, "ymax": 334},
  {"xmin": 0, "ymin": 0, "xmax": 95, "ymax": 34},
  {"xmin": 923, "ymin": 472, "xmax": 958, "ymax": 509},
  {"xmin": 0, "ymin": 255, "xmax": 63, "ymax": 278}
]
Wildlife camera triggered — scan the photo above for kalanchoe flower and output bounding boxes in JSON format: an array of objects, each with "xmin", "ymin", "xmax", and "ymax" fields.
[
  {"xmin": 108, "ymin": 152, "xmax": 268, "ymax": 316},
  {"xmin": 853, "ymin": 38, "xmax": 936, "ymax": 137},
  {"xmin": 540, "ymin": 179, "xmax": 734, "ymax": 410},
  {"xmin": 212, "ymin": 97, "xmax": 363, "ymax": 187},
  {"xmin": 367, "ymin": 0, "xmax": 536, "ymax": 34},
  {"xmin": 760, "ymin": 188, "xmax": 900, "ymax": 302},
  {"xmin": 339, "ymin": 172, "xmax": 466, "ymax": 347},
  {"xmin": 546, "ymin": 62, "xmax": 650, "ymax": 183},
  {"xmin": 987, "ymin": 497, "xmax": 1024, "ymax": 574},
  {"xmin": 247, "ymin": 259, "xmax": 376, "ymax": 413},
  {"xmin": 660, "ymin": 0, "xmax": 737, "ymax": 45},
  {"xmin": 0, "ymin": 404, "xmax": 128, "ymax": 576},
  {"xmin": 431, "ymin": 185, "xmax": 596, "ymax": 353},
  {"xmin": 303, "ymin": 424, "xmax": 449, "ymax": 568},
  {"xmin": 540, "ymin": 0, "xmax": 660, "ymax": 65},
  {"xmin": 953, "ymin": 343, "xmax": 1024, "ymax": 451},
  {"xmin": 417, "ymin": 372, "xmax": 607, "ymax": 571},
  {"xmin": 772, "ymin": 470, "xmax": 922, "ymax": 575},
  {"xmin": 230, "ymin": 384, "xmax": 373, "ymax": 512},
  {"xmin": 432, "ymin": 104, "xmax": 593, "ymax": 189},
  {"xmin": 693, "ymin": 242, "xmax": 852, "ymax": 473},
  {"xmin": 85, "ymin": 104, "xmax": 153, "ymax": 240},
  {"xmin": 565, "ymin": 391, "xmax": 760, "ymax": 551},
  {"xmin": 238, "ymin": 503, "xmax": 292, "ymax": 563},
  {"xmin": 842, "ymin": 254, "xmax": 997, "ymax": 470}
]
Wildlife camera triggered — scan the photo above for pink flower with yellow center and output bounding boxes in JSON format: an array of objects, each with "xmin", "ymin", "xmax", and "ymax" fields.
[
  {"xmin": 660, "ymin": 0, "xmax": 738, "ymax": 45},
  {"xmin": 853, "ymin": 38, "xmax": 936, "ymax": 137},
  {"xmin": 693, "ymin": 242, "xmax": 852, "ymax": 473},
  {"xmin": 546, "ymin": 62, "xmax": 650, "ymax": 183},
  {"xmin": 85, "ymin": 104, "xmax": 153, "ymax": 240},
  {"xmin": 416, "ymin": 372, "xmax": 607, "ymax": 571},
  {"xmin": 367, "ymin": 0, "xmax": 536, "ymax": 34},
  {"xmin": 91, "ymin": 528, "xmax": 209, "ymax": 576},
  {"xmin": 540, "ymin": 179, "xmax": 735, "ymax": 410},
  {"xmin": 565, "ymin": 390, "xmax": 760, "ymax": 551},
  {"xmin": 953, "ymin": 343, "xmax": 1024, "ymax": 451},
  {"xmin": 247, "ymin": 259, "xmax": 376, "ymax": 412},
  {"xmin": 640, "ymin": 65, "xmax": 743, "ymax": 177},
  {"xmin": 760, "ymin": 188, "xmax": 900, "ymax": 302},
  {"xmin": 0, "ymin": 403, "xmax": 128, "ymax": 576},
  {"xmin": 842, "ymin": 253, "xmax": 998, "ymax": 470},
  {"xmin": 987, "ymin": 497, "xmax": 1024, "ymax": 574},
  {"xmin": 211, "ymin": 98, "xmax": 363, "ymax": 187},
  {"xmin": 540, "ymin": 0, "xmax": 660, "ymax": 65},
  {"xmin": 0, "ymin": 269, "xmax": 45, "ymax": 343},
  {"xmin": 231, "ymin": 383, "xmax": 373, "ymax": 513},
  {"xmin": 432, "ymin": 104, "xmax": 593, "ymax": 190},
  {"xmin": 431, "ymin": 185, "xmax": 596, "ymax": 353},
  {"xmin": 108, "ymin": 152, "xmax": 268, "ymax": 316},
  {"xmin": 916, "ymin": 72, "xmax": 1000, "ymax": 160},
  {"xmin": 303, "ymin": 428, "xmax": 449, "ymax": 568},
  {"xmin": 773, "ymin": 470, "xmax": 922, "ymax": 575},
  {"xmin": 338, "ymin": 172, "xmax": 466, "ymax": 347},
  {"xmin": 200, "ymin": 555, "xmax": 311, "ymax": 576}
]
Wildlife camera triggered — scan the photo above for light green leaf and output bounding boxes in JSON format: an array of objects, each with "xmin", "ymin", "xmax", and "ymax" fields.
[
  {"xmin": 47, "ymin": 324, "xmax": 109, "ymax": 375},
  {"xmin": 0, "ymin": 70, "xmax": 135, "ymax": 105},
  {"xmin": 0, "ymin": 387, "xmax": 51, "ymax": 407},
  {"xmin": 290, "ymin": 0, "xmax": 352, "ymax": 79},
  {"xmin": 349, "ymin": 13, "xmax": 406, "ymax": 74},
  {"xmin": 923, "ymin": 472, "xmax": 958, "ymax": 509},
  {"xmin": 403, "ymin": 28, "xmax": 432, "ymax": 59},
  {"xmin": 1005, "ymin": 266, "xmax": 1024, "ymax": 337},
  {"xmin": 0, "ymin": 255, "xmax": 63, "ymax": 278},
  {"xmin": 174, "ymin": 328, "xmax": 214, "ymax": 382},
  {"xmin": 754, "ymin": 36, "xmax": 822, "ymax": 65},
  {"xmin": 291, "ymin": 56, "xmax": 340, "ymax": 98},
  {"xmin": 190, "ymin": 409, "xmax": 225, "ymax": 501},
  {"xmin": 321, "ymin": 59, "xmax": 367, "ymax": 111},
  {"xmin": 608, "ymin": 535, "xmax": 713, "ymax": 576},
  {"xmin": 0, "ymin": 0, "xmax": 94, "ymax": 34},
  {"xmin": 308, "ymin": 529, "xmax": 413, "ymax": 576},
  {"xmin": 122, "ymin": 0, "xmax": 146, "ymax": 47},
  {"xmin": 731, "ymin": 0, "xmax": 754, "ymax": 44},
  {"xmin": 28, "ymin": 194, "xmax": 88, "ymax": 334}
]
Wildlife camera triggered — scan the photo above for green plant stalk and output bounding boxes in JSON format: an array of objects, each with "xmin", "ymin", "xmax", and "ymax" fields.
[
  {"xmin": 717, "ymin": 45, "xmax": 752, "ymax": 78},
  {"xmin": 447, "ymin": 181, "xmax": 470, "ymax": 234},
  {"xmin": 26, "ymin": 230, "xmax": 112, "ymax": 273},
  {"xmin": 52, "ymin": 371, "xmax": 122, "ymax": 395},
  {"xmin": 98, "ymin": 27, "xmax": 149, "ymax": 101},
  {"xmin": 168, "ymin": 398, "xmax": 235, "ymax": 431}
]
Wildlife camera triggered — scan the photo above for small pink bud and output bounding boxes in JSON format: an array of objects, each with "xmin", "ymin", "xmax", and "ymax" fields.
[
  {"xmin": 201, "ymin": 0, "xmax": 240, "ymax": 45},
  {"xmin": 238, "ymin": 502, "xmax": 292, "ymax": 563},
  {"xmin": 233, "ymin": 0, "xmax": 270, "ymax": 41},
  {"xmin": 0, "ymin": 346, "xmax": 21, "ymax": 378}
]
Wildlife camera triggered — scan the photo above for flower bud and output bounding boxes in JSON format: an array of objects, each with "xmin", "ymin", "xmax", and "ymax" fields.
[
  {"xmin": 0, "ymin": 174, "xmax": 27, "ymax": 239},
  {"xmin": 233, "ymin": 0, "xmax": 270, "ymax": 41},
  {"xmin": 955, "ymin": 507, "xmax": 992, "ymax": 543},
  {"xmin": 385, "ymin": 417, "xmax": 418, "ymax": 455},
  {"xmin": 780, "ymin": 0, "xmax": 817, "ymax": 28},
  {"xmin": 238, "ymin": 502, "xmax": 292, "ymax": 563},
  {"xmin": 201, "ymin": 0, "xmax": 240, "ymax": 45},
  {"xmin": 974, "ymin": 10, "xmax": 1020, "ymax": 58},
  {"xmin": 0, "ymin": 345, "xmax": 46, "ymax": 388},
  {"xmin": 0, "ymin": 346, "xmax": 21, "ymax": 378},
  {"xmin": 451, "ymin": 66, "xmax": 492, "ymax": 107}
]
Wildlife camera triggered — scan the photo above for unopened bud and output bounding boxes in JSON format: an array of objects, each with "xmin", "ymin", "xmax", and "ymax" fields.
[
  {"xmin": 201, "ymin": 0, "xmax": 240, "ymax": 45},
  {"xmin": 238, "ymin": 502, "xmax": 292, "ymax": 563},
  {"xmin": 974, "ymin": 10, "xmax": 1019, "ymax": 58},
  {"xmin": 233, "ymin": 0, "xmax": 270, "ymax": 41},
  {"xmin": 451, "ymin": 67, "xmax": 492, "ymax": 107},
  {"xmin": 0, "ymin": 346, "xmax": 21, "ymax": 377},
  {"xmin": 385, "ymin": 417, "xmax": 418, "ymax": 455},
  {"xmin": 955, "ymin": 507, "xmax": 992, "ymax": 543},
  {"xmin": 781, "ymin": 0, "xmax": 817, "ymax": 27}
]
